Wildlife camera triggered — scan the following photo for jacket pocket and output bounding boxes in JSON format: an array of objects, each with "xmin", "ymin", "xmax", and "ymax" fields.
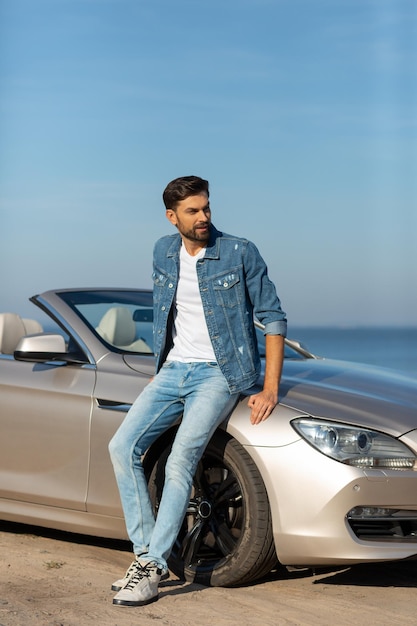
[{"xmin": 212, "ymin": 272, "xmax": 241, "ymax": 308}]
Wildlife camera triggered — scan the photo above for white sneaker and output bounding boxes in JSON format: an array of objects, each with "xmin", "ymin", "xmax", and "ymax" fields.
[
  {"xmin": 111, "ymin": 555, "xmax": 168, "ymax": 592},
  {"xmin": 113, "ymin": 560, "xmax": 161, "ymax": 607}
]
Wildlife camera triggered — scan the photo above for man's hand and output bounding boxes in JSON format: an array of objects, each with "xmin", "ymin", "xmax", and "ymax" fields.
[{"xmin": 247, "ymin": 389, "xmax": 278, "ymax": 425}]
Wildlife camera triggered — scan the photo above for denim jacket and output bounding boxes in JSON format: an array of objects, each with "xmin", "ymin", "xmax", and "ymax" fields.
[{"xmin": 152, "ymin": 225, "xmax": 287, "ymax": 394}]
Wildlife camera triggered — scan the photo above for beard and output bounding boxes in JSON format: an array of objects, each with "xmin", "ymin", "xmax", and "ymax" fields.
[{"xmin": 176, "ymin": 221, "xmax": 211, "ymax": 243}]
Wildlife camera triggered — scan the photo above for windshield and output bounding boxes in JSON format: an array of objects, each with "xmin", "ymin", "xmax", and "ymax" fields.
[{"xmin": 59, "ymin": 289, "xmax": 154, "ymax": 353}]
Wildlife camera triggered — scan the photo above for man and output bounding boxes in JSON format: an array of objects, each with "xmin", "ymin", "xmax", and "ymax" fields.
[{"xmin": 109, "ymin": 175, "xmax": 287, "ymax": 607}]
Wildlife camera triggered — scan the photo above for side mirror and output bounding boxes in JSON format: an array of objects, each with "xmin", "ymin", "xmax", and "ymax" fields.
[{"xmin": 14, "ymin": 334, "xmax": 87, "ymax": 364}]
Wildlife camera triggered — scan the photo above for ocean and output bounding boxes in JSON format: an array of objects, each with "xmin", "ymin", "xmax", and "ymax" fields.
[{"xmin": 289, "ymin": 327, "xmax": 417, "ymax": 379}]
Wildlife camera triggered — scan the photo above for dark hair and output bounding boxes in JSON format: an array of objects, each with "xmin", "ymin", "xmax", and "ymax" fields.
[{"xmin": 163, "ymin": 175, "xmax": 209, "ymax": 210}]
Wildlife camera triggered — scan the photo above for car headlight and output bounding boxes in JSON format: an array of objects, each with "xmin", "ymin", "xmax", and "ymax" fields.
[{"xmin": 291, "ymin": 418, "xmax": 416, "ymax": 469}]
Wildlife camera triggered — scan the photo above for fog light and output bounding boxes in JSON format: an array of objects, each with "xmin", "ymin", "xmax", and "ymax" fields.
[{"xmin": 348, "ymin": 507, "xmax": 398, "ymax": 518}]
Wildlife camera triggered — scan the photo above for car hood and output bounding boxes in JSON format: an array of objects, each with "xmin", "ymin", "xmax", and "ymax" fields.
[{"xmin": 279, "ymin": 358, "xmax": 417, "ymax": 437}]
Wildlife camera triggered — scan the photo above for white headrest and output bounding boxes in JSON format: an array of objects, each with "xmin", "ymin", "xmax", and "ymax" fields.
[
  {"xmin": 22, "ymin": 318, "xmax": 43, "ymax": 334},
  {"xmin": 96, "ymin": 307, "xmax": 136, "ymax": 346},
  {"xmin": 0, "ymin": 313, "xmax": 27, "ymax": 354}
]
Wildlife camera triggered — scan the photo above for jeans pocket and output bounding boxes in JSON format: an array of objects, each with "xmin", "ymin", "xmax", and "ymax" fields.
[{"xmin": 206, "ymin": 361, "xmax": 219, "ymax": 369}]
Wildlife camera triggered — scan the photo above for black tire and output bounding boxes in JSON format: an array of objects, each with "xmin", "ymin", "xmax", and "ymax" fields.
[{"xmin": 147, "ymin": 430, "xmax": 277, "ymax": 587}]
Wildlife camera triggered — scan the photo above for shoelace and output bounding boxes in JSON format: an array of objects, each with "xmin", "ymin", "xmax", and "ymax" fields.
[
  {"xmin": 124, "ymin": 563, "xmax": 157, "ymax": 590},
  {"xmin": 123, "ymin": 559, "xmax": 139, "ymax": 580}
]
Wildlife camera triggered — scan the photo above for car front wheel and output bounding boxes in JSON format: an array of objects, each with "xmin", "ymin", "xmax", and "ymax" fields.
[{"xmin": 147, "ymin": 431, "xmax": 277, "ymax": 587}]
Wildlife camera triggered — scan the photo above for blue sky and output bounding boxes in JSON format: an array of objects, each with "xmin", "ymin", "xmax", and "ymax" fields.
[{"xmin": 1, "ymin": 0, "xmax": 416, "ymax": 328}]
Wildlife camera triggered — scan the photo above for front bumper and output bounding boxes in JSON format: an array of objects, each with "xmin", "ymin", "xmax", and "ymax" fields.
[{"xmin": 247, "ymin": 433, "xmax": 417, "ymax": 567}]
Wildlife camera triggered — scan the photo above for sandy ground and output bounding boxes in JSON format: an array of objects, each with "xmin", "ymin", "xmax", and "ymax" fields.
[{"xmin": 1, "ymin": 522, "xmax": 417, "ymax": 626}]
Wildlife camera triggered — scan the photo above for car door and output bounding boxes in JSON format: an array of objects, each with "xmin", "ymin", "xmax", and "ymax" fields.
[
  {"xmin": 85, "ymin": 353, "xmax": 155, "ymax": 519},
  {"xmin": 0, "ymin": 355, "xmax": 95, "ymax": 511}
]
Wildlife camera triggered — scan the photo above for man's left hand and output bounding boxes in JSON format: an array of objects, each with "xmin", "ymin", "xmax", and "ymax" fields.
[{"xmin": 247, "ymin": 390, "xmax": 278, "ymax": 425}]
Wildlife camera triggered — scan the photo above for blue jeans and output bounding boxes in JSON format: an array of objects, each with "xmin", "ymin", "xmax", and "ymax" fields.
[{"xmin": 108, "ymin": 361, "xmax": 239, "ymax": 570}]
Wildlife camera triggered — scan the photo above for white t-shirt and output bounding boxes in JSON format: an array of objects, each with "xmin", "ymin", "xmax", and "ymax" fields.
[{"xmin": 167, "ymin": 244, "xmax": 216, "ymax": 362}]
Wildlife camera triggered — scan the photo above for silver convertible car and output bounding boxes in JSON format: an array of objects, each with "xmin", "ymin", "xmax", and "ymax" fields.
[{"xmin": 1, "ymin": 288, "xmax": 417, "ymax": 587}]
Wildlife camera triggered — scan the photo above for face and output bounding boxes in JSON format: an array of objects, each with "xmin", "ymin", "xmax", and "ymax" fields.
[{"xmin": 166, "ymin": 192, "xmax": 211, "ymax": 245}]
